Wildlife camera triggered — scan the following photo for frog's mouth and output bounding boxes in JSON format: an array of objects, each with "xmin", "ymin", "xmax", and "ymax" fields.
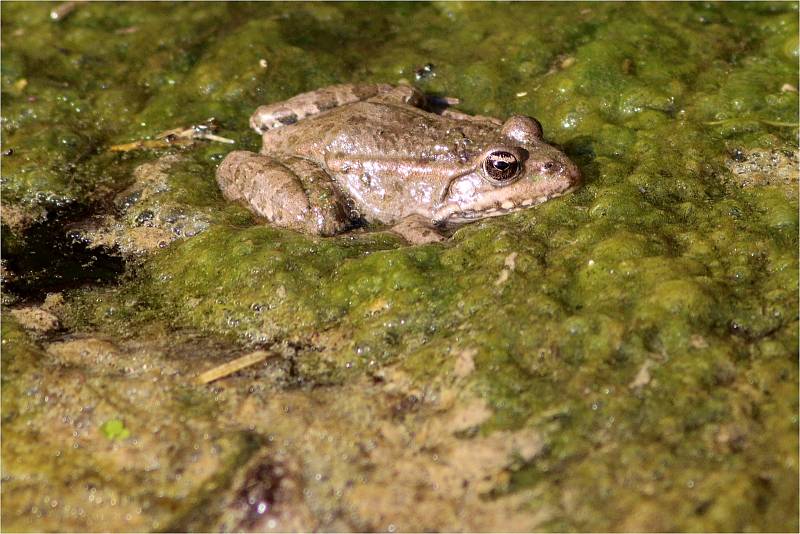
[{"xmin": 433, "ymin": 184, "xmax": 579, "ymax": 226}]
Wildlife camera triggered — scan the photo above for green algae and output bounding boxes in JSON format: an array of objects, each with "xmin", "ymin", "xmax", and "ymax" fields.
[
  {"xmin": 2, "ymin": 1, "xmax": 798, "ymax": 531},
  {"xmin": 99, "ymin": 419, "xmax": 130, "ymax": 441}
]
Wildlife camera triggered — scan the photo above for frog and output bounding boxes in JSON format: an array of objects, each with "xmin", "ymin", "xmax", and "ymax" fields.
[{"xmin": 216, "ymin": 83, "xmax": 581, "ymax": 244}]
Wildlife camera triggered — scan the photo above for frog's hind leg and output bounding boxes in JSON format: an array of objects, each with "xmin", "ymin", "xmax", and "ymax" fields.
[
  {"xmin": 217, "ymin": 151, "xmax": 351, "ymax": 236},
  {"xmin": 250, "ymin": 84, "xmax": 425, "ymax": 133}
]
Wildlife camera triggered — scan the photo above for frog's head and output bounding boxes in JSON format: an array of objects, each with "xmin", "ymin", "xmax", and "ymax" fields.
[{"xmin": 434, "ymin": 116, "xmax": 581, "ymax": 225}]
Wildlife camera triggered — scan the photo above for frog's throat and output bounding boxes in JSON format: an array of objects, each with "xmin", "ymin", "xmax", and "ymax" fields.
[{"xmin": 432, "ymin": 184, "xmax": 580, "ymax": 225}]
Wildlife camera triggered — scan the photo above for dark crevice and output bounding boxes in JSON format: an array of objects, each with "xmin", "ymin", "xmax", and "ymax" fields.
[{"xmin": 2, "ymin": 205, "xmax": 125, "ymax": 302}]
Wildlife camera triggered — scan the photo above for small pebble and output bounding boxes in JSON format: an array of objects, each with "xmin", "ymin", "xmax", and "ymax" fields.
[{"xmin": 414, "ymin": 63, "xmax": 435, "ymax": 81}]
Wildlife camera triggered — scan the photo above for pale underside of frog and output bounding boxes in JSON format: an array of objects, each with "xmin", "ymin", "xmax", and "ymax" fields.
[{"xmin": 216, "ymin": 84, "xmax": 581, "ymax": 244}]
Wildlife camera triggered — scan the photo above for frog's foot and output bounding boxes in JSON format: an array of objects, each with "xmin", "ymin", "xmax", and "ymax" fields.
[
  {"xmin": 216, "ymin": 151, "xmax": 350, "ymax": 236},
  {"xmin": 423, "ymin": 94, "xmax": 461, "ymax": 115},
  {"xmin": 368, "ymin": 84, "xmax": 427, "ymax": 108},
  {"xmin": 390, "ymin": 214, "xmax": 447, "ymax": 245},
  {"xmin": 250, "ymin": 84, "xmax": 418, "ymax": 133}
]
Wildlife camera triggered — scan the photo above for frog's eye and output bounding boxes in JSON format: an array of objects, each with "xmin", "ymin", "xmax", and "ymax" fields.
[
  {"xmin": 501, "ymin": 116, "xmax": 543, "ymax": 143},
  {"xmin": 482, "ymin": 150, "xmax": 521, "ymax": 184}
]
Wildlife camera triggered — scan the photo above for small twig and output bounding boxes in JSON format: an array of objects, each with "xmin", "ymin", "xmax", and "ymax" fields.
[
  {"xmin": 50, "ymin": 1, "xmax": 86, "ymax": 21},
  {"xmin": 704, "ymin": 118, "xmax": 799, "ymax": 128},
  {"xmin": 115, "ymin": 26, "xmax": 139, "ymax": 35},
  {"xmin": 110, "ymin": 118, "xmax": 234, "ymax": 152},
  {"xmin": 759, "ymin": 120, "xmax": 799, "ymax": 128},
  {"xmin": 196, "ymin": 350, "xmax": 278, "ymax": 385},
  {"xmin": 109, "ymin": 138, "xmax": 193, "ymax": 152},
  {"xmin": 157, "ymin": 118, "xmax": 235, "ymax": 143}
]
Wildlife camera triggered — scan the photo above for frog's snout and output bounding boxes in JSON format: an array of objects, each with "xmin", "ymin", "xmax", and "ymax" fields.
[
  {"xmin": 536, "ymin": 157, "xmax": 581, "ymax": 187},
  {"xmin": 565, "ymin": 160, "xmax": 582, "ymax": 186}
]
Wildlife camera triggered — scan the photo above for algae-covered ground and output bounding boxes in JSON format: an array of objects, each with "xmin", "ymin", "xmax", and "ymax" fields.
[{"xmin": 2, "ymin": 2, "xmax": 798, "ymax": 532}]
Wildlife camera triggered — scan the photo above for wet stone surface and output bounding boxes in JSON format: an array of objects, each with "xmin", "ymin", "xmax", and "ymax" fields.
[
  {"xmin": 2, "ymin": 2, "xmax": 798, "ymax": 531},
  {"xmin": 725, "ymin": 147, "xmax": 799, "ymax": 192}
]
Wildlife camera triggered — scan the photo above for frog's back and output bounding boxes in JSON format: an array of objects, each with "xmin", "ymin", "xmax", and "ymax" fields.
[{"xmin": 259, "ymin": 100, "xmax": 496, "ymax": 163}]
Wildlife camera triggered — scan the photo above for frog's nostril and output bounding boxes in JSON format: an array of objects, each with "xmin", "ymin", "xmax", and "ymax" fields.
[
  {"xmin": 568, "ymin": 163, "xmax": 582, "ymax": 184},
  {"xmin": 542, "ymin": 161, "xmax": 562, "ymax": 173}
]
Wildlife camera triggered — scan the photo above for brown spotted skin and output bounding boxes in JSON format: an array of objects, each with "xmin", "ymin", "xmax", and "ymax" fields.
[{"xmin": 217, "ymin": 84, "xmax": 581, "ymax": 244}]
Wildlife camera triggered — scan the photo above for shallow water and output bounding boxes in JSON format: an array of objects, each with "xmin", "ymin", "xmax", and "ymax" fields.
[{"xmin": 2, "ymin": 2, "xmax": 798, "ymax": 531}]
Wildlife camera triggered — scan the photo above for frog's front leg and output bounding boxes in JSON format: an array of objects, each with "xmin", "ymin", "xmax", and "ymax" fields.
[
  {"xmin": 250, "ymin": 83, "xmax": 408, "ymax": 133},
  {"xmin": 389, "ymin": 214, "xmax": 447, "ymax": 245},
  {"xmin": 217, "ymin": 151, "xmax": 351, "ymax": 236}
]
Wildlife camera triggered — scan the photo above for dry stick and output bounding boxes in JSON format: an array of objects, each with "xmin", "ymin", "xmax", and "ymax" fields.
[
  {"xmin": 196, "ymin": 350, "xmax": 278, "ymax": 385},
  {"xmin": 110, "ymin": 120, "xmax": 234, "ymax": 152},
  {"xmin": 109, "ymin": 139, "xmax": 192, "ymax": 152},
  {"xmin": 704, "ymin": 118, "xmax": 799, "ymax": 128},
  {"xmin": 50, "ymin": 1, "xmax": 86, "ymax": 21}
]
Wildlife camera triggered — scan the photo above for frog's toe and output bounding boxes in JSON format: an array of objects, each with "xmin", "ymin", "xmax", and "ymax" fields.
[
  {"xmin": 407, "ymin": 230, "xmax": 447, "ymax": 245},
  {"xmin": 390, "ymin": 215, "xmax": 447, "ymax": 245}
]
